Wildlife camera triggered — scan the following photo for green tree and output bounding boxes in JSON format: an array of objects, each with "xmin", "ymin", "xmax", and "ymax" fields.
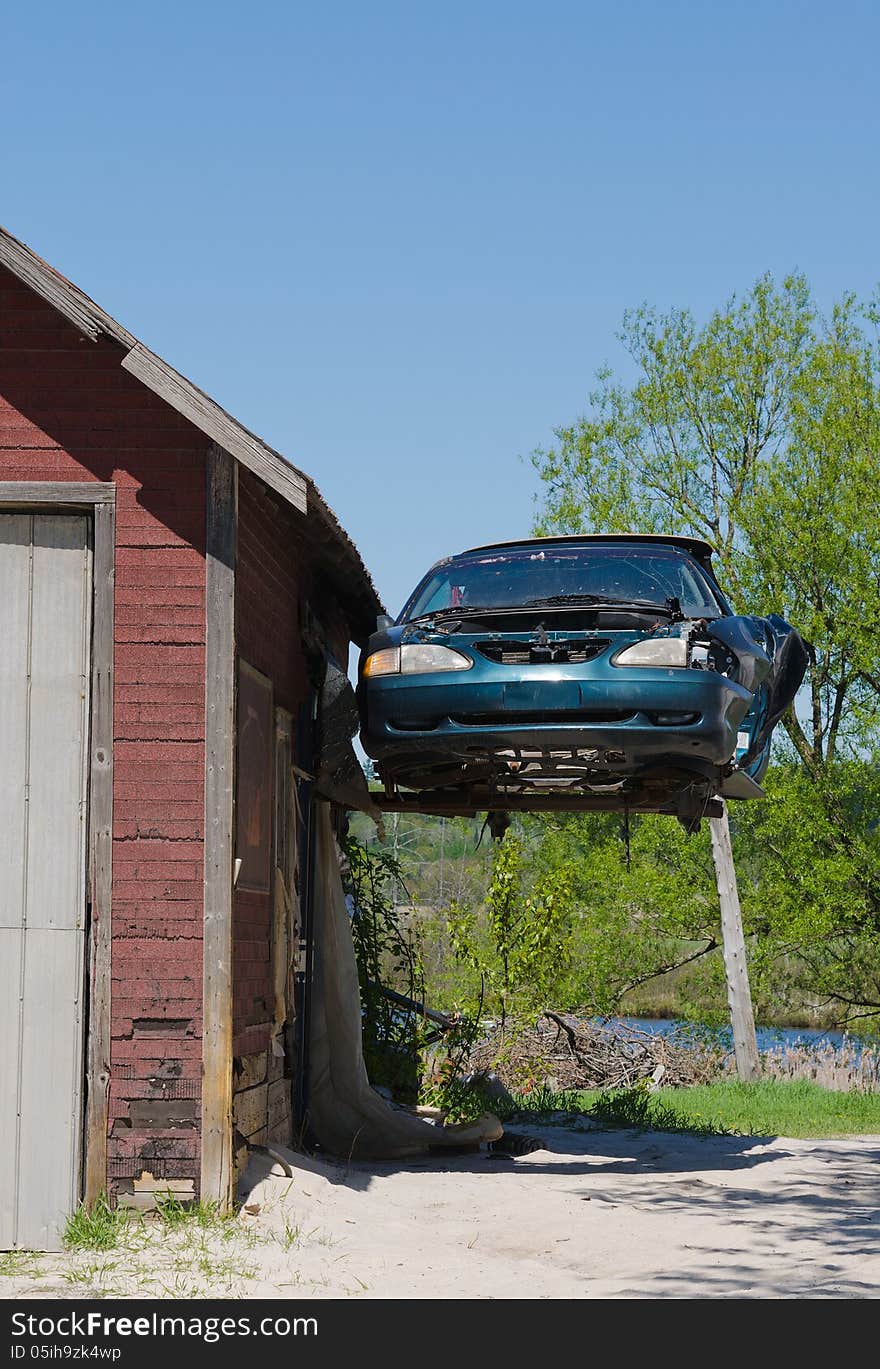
[
  {"xmin": 447, "ymin": 835, "xmax": 574, "ymax": 1027},
  {"xmin": 531, "ymin": 274, "xmax": 880, "ymax": 1023},
  {"xmin": 529, "ymin": 812, "xmax": 722, "ymax": 1017},
  {"xmin": 734, "ymin": 765, "xmax": 880, "ymax": 1028}
]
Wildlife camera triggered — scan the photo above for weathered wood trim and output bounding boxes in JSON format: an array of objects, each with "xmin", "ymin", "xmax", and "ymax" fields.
[
  {"xmin": 0, "ymin": 231, "xmax": 133, "ymax": 347},
  {"xmin": 0, "ymin": 482, "xmax": 117, "ymax": 506},
  {"xmin": 83, "ymin": 498, "xmax": 116, "ymax": 1204},
  {"xmin": 122, "ymin": 346, "xmax": 308, "ymax": 514},
  {"xmin": 201, "ymin": 446, "xmax": 237, "ymax": 1208},
  {"xmin": 1, "ymin": 229, "xmax": 306, "ymax": 515}
]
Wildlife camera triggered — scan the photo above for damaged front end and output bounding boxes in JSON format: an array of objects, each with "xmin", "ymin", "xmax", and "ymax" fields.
[{"xmin": 358, "ymin": 540, "xmax": 808, "ymax": 831}]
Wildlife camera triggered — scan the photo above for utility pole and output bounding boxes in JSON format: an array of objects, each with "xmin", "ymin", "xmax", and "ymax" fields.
[{"xmin": 710, "ymin": 801, "xmax": 760, "ymax": 1082}]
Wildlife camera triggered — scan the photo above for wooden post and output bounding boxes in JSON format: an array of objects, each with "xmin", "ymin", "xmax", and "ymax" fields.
[
  {"xmin": 84, "ymin": 496, "xmax": 116, "ymax": 1205},
  {"xmin": 710, "ymin": 801, "xmax": 760, "ymax": 1082},
  {"xmin": 201, "ymin": 446, "xmax": 236, "ymax": 1207}
]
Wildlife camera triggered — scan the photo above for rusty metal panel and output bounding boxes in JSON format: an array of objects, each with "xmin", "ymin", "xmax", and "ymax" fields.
[{"xmin": 0, "ymin": 514, "xmax": 91, "ymax": 1250}]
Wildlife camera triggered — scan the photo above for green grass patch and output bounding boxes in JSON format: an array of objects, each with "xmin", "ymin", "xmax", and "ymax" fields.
[
  {"xmin": 587, "ymin": 1085, "xmax": 723, "ymax": 1135},
  {"xmin": 492, "ymin": 1083, "xmax": 723, "ymax": 1135},
  {"xmin": 0, "ymin": 1249, "xmax": 44, "ymax": 1279},
  {"xmin": 63, "ymin": 1191, "xmax": 247, "ymax": 1254},
  {"xmin": 648, "ymin": 1079, "xmax": 880, "ymax": 1138},
  {"xmin": 63, "ymin": 1193, "xmax": 135, "ymax": 1251},
  {"xmin": 485, "ymin": 1078, "xmax": 880, "ymax": 1138},
  {"xmin": 152, "ymin": 1195, "xmax": 233, "ymax": 1230}
]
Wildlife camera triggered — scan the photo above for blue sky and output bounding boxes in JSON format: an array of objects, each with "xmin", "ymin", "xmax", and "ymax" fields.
[{"xmin": 3, "ymin": 1, "xmax": 878, "ymax": 617}]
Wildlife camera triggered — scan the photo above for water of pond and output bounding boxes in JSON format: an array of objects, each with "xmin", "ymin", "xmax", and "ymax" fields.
[{"xmin": 609, "ymin": 1016, "xmax": 873, "ymax": 1054}]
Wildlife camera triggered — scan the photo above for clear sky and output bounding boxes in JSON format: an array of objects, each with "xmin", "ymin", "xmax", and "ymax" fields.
[{"xmin": 2, "ymin": 1, "xmax": 878, "ymax": 617}]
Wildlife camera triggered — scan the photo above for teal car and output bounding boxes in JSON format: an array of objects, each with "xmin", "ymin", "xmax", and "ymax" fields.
[{"xmin": 358, "ymin": 535, "xmax": 807, "ymax": 827}]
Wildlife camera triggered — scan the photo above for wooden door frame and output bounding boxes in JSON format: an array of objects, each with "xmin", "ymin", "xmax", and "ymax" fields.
[{"xmin": 0, "ymin": 482, "xmax": 115, "ymax": 1207}]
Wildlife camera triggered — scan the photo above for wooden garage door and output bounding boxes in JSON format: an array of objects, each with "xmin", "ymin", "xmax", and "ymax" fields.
[{"xmin": 0, "ymin": 514, "xmax": 92, "ymax": 1250}]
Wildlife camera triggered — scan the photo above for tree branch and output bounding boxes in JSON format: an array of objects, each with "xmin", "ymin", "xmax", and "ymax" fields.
[
  {"xmin": 825, "ymin": 668, "xmax": 850, "ymax": 763},
  {"xmin": 779, "ymin": 706, "xmax": 819, "ymax": 777},
  {"xmin": 617, "ymin": 938, "xmax": 719, "ymax": 998}
]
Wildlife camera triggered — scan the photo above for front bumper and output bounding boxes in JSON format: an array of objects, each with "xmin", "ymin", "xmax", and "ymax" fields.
[{"xmin": 361, "ymin": 665, "xmax": 755, "ymax": 774}]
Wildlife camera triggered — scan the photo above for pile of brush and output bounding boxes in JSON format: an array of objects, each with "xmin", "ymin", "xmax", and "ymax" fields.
[{"xmin": 464, "ymin": 1011, "xmax": 727, "ymax": 1092}]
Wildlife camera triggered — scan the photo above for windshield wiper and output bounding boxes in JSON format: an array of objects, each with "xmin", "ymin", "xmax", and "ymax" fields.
[
  {"xmin": 407, "ymin": 606, "xmax": 494, "ymax": 622},
  {"xmin": 408, "ymin": 597, "xmax": 686, "ymax": 622},
  {"xmin": 524, "ymin": 594, "xmax": 603, "ymax": 606},
  {"xmin": 523, "ymin": 595, "xmax": 682, "ymax": 617}
]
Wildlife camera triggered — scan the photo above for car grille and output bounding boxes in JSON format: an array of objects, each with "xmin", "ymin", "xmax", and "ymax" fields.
[
  {"xmin": 449, "ymin": 709, "xmax": 637, "ymax": 726},
  {"xmin": 474, "ymin": 639, "xmax": 609, "ymax": 666}
]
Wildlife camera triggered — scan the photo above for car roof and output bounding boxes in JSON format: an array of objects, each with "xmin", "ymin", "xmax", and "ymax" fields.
[{"xmin": 460, "ymin": 533, "xmax": 716, "ymax": 570}]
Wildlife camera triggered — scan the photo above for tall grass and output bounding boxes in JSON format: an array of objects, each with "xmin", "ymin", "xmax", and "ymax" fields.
[{"xmin": 757, "ymin": 1041, "xmax": 880, "ymax": 1092}]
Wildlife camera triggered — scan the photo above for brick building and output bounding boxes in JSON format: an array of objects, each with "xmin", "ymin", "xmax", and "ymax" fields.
[{"xmin": 0, "ymin": 227, "xmax": 380, "ymax": 1248}]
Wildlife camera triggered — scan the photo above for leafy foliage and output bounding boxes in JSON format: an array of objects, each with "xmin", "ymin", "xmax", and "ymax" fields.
[
  {"xmin": 734, "ymin": 764, "xmax": 880, "ymax": 1024},
  {"xmin": 344, "ymin": 837, "xmax": 428, "ymax": 1099},
  {"xmin": 447, "ymin": 834, "xmax": 575, "ymax": 1026},
  {"xmin": 530, "ymin": 272, "xmax": 880, "ymax": 1022},
  {"xmin": 527, "ymin": 812, "xmax": 722, "ymax": 1017}
]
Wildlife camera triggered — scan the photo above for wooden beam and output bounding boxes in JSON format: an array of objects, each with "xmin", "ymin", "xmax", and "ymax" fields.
[
  {"xmin": 373, "ymin": 792, "xmax": 725, "ymax": 819},
  {"xmin": 0, "ymin": 229, "xmax": 136, "ymax": 347},
  {"xmin": 710, "ymin": 802, "xmax": 760, "ymax": 1082},
  {"xmin": 1, "ymin": 237, "xmax": 103, "ymax": 341},
  {"xmin": 0, "ymin": 482, "xmax": 116, "ymax": 505},
  {"xmin": 201, "ymin": 446, "xmax": 237, "ymax": 1208},
  {"xmin": 122, "ymin": 346, "xmax": 307, "ymax": 514},
  {"xmin": 83, "ymin": 498, "xmax": 115, "ymax": 1205}
]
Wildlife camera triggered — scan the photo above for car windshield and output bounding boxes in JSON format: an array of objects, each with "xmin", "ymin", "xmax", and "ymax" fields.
[{"xmin": 401, "ymin": 544, "xmax": 725, "ymax": 620}]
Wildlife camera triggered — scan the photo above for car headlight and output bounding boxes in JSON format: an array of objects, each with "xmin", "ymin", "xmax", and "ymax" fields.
[
  {"xmin": 614, "ymin": 638, "xmax": 688, "ymax": 668},
  {"xmin": 363, "ymin": 644, "xmax": 472, "ymax": 677}
]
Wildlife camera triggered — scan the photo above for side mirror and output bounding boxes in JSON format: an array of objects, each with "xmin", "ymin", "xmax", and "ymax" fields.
[{"xmin": 376, "ymin": 613, "xmax": 394, "ymax": 631}]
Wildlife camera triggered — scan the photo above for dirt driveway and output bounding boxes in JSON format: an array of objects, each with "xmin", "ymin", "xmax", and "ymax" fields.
[
  {"xmin": 240, "ymin": 1124, "xmax": 880, "ymax": 1299},
  {"xmin": 4, "ymin": 1122, "xmax": 879, "ymax": 1300}
]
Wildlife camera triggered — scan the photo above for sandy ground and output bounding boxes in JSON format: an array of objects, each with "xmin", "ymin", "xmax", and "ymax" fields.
[{"xmin": 3, "ymin": 1122, "xmax": 880, "ymax": 1300}]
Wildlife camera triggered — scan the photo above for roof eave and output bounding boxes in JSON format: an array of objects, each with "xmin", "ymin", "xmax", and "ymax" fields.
[{"xmin": 0, "ymin": 225, "xmax": 383, "ymax": 619}]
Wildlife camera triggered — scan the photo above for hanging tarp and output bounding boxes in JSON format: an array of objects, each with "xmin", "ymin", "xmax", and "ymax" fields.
[
  {"xmin": 306, "ymin": 802, "xmax": 501, "ymax": 1158},
  {"xmin": 313, "ymin": 657, "xmax": 382, "ymax": 822}
]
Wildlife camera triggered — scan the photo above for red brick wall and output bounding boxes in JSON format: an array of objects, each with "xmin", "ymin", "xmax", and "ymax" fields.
[{"xmin": 0, "ymin": 266, "xmax": 207, "ymax": 1194}]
